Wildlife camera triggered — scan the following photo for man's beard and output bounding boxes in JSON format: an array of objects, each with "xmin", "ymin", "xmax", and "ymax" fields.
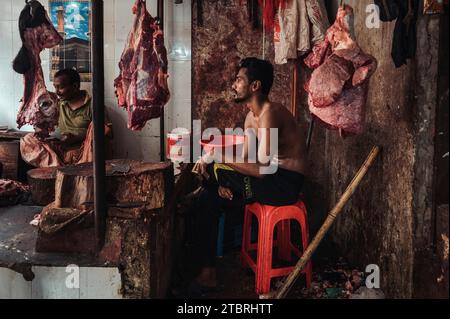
[{"xmin": 233, "ymin": 91, "xmax": 252, "ymax": 103}]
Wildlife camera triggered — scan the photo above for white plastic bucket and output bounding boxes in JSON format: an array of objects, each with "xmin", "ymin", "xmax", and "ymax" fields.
[{"xmin": 167, "ymin": 128, "xmax": 190, "ymax": 162}]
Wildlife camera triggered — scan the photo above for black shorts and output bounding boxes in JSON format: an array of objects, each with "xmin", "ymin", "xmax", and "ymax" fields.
[{"xmin": 206, "ymin": 163, "xmax": 304, "ymax": 206}]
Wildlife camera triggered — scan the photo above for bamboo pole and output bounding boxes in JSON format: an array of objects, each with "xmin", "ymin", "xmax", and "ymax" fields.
[{"xmin": 274, "ymin": 145, "xmax": 381, "ymax": 299}]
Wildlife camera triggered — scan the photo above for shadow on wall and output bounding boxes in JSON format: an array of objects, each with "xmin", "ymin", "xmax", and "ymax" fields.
[{"xmin": 105, "ymin": 102, "xmax": 144, "ymax": 160}]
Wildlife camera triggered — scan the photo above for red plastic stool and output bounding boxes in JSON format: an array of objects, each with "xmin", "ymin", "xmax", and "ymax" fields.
[{"xmin": 240, "ymin": 200, "xmax": 313, "ymax": 295}]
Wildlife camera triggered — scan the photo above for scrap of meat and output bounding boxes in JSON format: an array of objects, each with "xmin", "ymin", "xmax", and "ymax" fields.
[
  {"xmin": 114, "ymin": 0, "xmax": 170, "ymax": 131},
  {"xmin": 0, "ymin": 179, "xmax": 30, "ymax": 197},
  {"xmin": 13, "ymin": 1, "xmax": 63, "ymax": 135},
  {"xmin": 304, "ymin": 5, "xmax": 377, "ymax": 135},
  {"xmin": 0, "ymin": 179, "xmax": 30, "ymax": 207},
  {"xmin": 0, "ymin": 179, "xmax": 30, "ymax": 198}
]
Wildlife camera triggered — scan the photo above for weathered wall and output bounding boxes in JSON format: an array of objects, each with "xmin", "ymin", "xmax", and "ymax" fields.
[
  {"xmin": 321, "ymin": 0, "xmax": 415, "ymax": 298},
  {"xmin": 322, "ymin": 0, "xmax": 443, "ymax": 299},
  {"xmin": 192, "ymin": 0, "xmax": 293, "ymax": 132},
  {"xmin": 192, "ymin": 0, "xmax": 444, "ymax": 298}
]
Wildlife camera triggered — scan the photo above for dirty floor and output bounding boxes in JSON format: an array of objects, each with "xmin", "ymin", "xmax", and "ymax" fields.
[{"xmin": 169, "ymin": 245, "xmax": 366, "ymax": 299}]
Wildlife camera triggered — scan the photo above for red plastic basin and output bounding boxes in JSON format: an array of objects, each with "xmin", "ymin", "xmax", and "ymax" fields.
[{"xmin": 200, "ymin": 135, "xmax": 245, "ymax": 153}]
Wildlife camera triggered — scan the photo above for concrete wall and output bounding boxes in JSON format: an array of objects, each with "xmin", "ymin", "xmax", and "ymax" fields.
[
  {"xmin": 0, "ymin": 266, "xmax": 122, "ymax": 299},
  {"xmin": 0, "ymin": 0, "xmax": 191, "ymax": 163}
]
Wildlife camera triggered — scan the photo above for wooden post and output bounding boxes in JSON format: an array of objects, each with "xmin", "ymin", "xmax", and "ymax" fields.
[
  {"xmin": 92, "ymin": 0, "xmax": 106, "ymax": 250},
  {"xmin": 158, "ymin": 0, "xmax": 166, "ymax": 162}
]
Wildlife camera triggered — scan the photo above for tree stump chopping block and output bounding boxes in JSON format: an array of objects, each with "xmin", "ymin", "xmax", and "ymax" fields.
[
  {"xmin": 54, "ymin": 159, "xmax": 174, "ymax": 210},
  {"xmin": 27, "ymin": 167, "xmax": 57, "ymax": 206},
  {"xmin": 0, "ymin": 140, "xmax": 20, "ymax": 180}
]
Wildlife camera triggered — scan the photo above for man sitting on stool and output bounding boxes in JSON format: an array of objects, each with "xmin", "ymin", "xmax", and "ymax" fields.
[
  {"xmin": 191, "ymin": 57, "xmax": 308, "ymax": 294},
  {"xmin": 20, "ymin": 69, "xmax": 113, "ymax": 168}
]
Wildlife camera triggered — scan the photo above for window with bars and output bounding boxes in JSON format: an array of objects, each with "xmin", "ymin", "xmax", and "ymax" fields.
[{"xmin": 49, "ymin": 0, "xmax": 92, "ymax": 82}]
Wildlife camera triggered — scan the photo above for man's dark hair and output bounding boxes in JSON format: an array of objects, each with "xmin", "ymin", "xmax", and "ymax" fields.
[
  {"xmin": 238, "ymin": 57, "xmax": 274, "ymax": 96},
  {"xmin": 54, "ymin": 68, "xmax": 81, "ymax": 87}
]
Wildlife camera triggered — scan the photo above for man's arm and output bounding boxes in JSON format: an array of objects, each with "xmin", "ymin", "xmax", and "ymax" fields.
[{"xmin": 219, "ymin": 109, "xmax": 278, "ymax": 178}]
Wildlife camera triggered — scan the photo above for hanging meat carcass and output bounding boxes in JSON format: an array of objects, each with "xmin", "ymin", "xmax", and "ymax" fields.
[
  {"xmin": 304, "ymin": 5, "xmax": 378, "ymax": 136},
  {"xmin": 13, "ymin": 0, "xmax": 63, "ymax": 136},
  {"xmin": 114, "ymin": 0, "xmax": 170, "ymax": 131}
]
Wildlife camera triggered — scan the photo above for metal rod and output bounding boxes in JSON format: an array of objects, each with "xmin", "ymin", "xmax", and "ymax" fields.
[
  {"xmin": 290, "ymin": 61, "xmax": 298, "ymax": 119},
  {"xmin": 91, "ymin": 0, "xmax": 106, "ymax": 250},
  {"xmin": 158, "ymin": 0, "xmax": 165, "ymax": 162}
]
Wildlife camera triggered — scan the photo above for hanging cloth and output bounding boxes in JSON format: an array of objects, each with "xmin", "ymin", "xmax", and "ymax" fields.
[
  {"xmin": 259, "ymin": 0, "xmax": 288, "ymax": 31},
  {"xmin": 305, "ymin": 0, "xmax": 329, "ymax": 44},
  {"xmin": 374, "ymin": 0, "xmax": 419, "ymax": 68},
  {"xmin": 274, "ymin": 0, "xmax": 329, "ymax": 64},
  {"xmin": 274, "ymin": 0, "xmax": 301, "ymax": 64}
]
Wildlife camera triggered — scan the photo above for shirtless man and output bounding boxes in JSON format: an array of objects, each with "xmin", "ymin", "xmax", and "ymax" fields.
[{"xmin": 189, "ymin": 57, "xmax": 307, "ymax": 295}]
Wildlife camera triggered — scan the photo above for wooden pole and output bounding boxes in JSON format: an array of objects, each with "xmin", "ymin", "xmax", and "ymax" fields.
[
  {"xmin": 91, "ymin": 0, "xmax": 106, "ymax": 251},
  {"xmin": 158, "ymin": 0, "xmax": 166, "ymax": 162},
  {"xmin": 274, "ymin": 145, "xmax": 381, "ymax": 299}
]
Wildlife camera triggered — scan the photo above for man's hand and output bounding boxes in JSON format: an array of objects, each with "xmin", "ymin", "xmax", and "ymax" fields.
[
  {"xmin": 194, "ymin": 148, "xmax": 215, "ymax": 177},
  {"xmin": 218, "ymin": 186, "xmax": 233, "ymax": 200},
  {"xmin": 34, "ymin": 127, "xmax": 49, "ymax": 140},
  {"xmin": 60, "ymin": 133, "xmax": 81, "ymax": 145}
]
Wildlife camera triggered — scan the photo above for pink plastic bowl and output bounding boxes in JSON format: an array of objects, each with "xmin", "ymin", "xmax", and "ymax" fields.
[{"xmin": 200, "ymin": 135, "xmax": 245, "ymax": 153}]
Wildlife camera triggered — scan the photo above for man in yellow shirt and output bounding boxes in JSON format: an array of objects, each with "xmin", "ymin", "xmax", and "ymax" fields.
[{"xmin": 20, "ymin": 69, "xmax": 113, "ymax": 167}]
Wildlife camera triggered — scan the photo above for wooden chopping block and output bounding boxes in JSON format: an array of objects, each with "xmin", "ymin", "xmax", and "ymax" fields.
[
  {"xmin": 0, "ymin": 140, "xmax": 20, "ymax": 180},
  {"xmin": 37, "ymin": 160, "xmax": 174, "ymax": 258},
  {"xmin": 27, "ymin": 167, "xmax": 57, "ymax": 206},
  {"xmin": 35, "ymin": 204, "xmax": 96, "ymax": 254},
  {"xmin": 54, "ymin": 159, "xmax": 173, "ymax": 210}
]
